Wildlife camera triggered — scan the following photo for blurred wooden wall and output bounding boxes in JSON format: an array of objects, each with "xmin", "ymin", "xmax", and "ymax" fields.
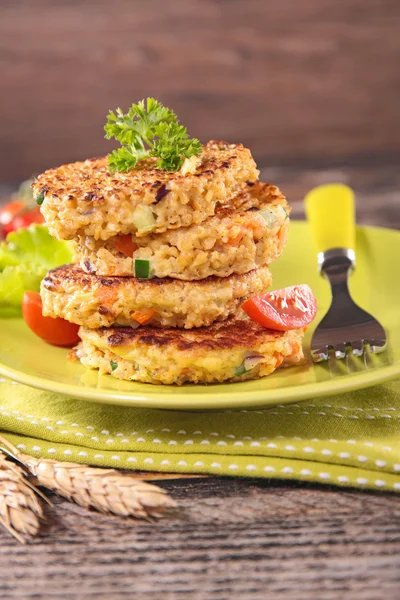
[{"xmin": 1, "ymin": 0, "xmax": 400, "ymax": 179}]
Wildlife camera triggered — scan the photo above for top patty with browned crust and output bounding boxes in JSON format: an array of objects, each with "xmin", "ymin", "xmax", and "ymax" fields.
[{"xmin": 33, "ymin": 141, "xmax": 259, "ymax": 241}]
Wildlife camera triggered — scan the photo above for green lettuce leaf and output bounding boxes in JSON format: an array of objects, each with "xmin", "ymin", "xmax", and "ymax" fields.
[{"xmin": 0, "ymin": 225, "xmax": 73, "ymax": 317}]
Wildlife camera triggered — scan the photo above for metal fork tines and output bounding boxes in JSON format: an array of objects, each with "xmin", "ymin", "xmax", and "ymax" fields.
[{"xmin": 311, "ymin": 248, "xmax": 387, "ymax": 362}]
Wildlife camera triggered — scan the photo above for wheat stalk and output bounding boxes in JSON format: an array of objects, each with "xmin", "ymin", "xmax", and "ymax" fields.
[
  {"xmin": 0, "ymin": 454, "xmax": 44, "ymax": 543},
  {"xmin": 0, "ymin": 436, "xmax": 176, "ymax": 520}
]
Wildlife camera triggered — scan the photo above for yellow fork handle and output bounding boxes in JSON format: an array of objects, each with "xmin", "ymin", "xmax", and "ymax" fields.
[{"xmin": 304, "ymin": 183, "xmax": 356, "ymax": 255}]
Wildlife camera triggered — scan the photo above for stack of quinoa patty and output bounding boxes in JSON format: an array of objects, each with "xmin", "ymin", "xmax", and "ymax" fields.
[{"xmin": 34, "ymin": 141, "xmax": 305, "ymax": 385}]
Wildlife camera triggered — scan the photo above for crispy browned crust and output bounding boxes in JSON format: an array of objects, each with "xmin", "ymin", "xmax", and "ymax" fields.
[
  {"xmin": 32, "ymin": 141, "xmax": 255, "ymax": 208},
  {"xmin": 211, "ymin": 181, "xmax": 287, "ymax": 217},
  {"xmin": 41, "ymin": 263, "xmax": 273, "ymax": 329},
  {"xmin": 42, "ymin": 263, "xmax": 264, "ymax": 293},
  {"xmin": 76, "ymin": 321, "xmax": 305, "ymax": 384},
  {"xmin": 96, "ymin": 317, "xmax": 290, "ymax": 352}
]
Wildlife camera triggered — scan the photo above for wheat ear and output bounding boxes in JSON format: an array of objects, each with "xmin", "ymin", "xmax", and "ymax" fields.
[
  {"xmin": 0, "ymin": 454, "xmax": 44, "ymax": 543},
  {"xmin": 0, "ymin": 437, "xmax": 176, "ymax": 520}
]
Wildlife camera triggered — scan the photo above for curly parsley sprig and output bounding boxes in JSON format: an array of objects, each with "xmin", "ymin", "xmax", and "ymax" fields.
[{"xmin": 104, "ymin": 98, "xmax": 202, "ymax": 172}]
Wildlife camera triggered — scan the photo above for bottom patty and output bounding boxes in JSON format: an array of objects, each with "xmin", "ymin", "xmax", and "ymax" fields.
[
  {"xmin": 75, "ymin": 318, "xmax": 305, "ymax": 385},
  {"xmin": 41, "ymin": 264, "xmax": 272, "ymax": 329}
]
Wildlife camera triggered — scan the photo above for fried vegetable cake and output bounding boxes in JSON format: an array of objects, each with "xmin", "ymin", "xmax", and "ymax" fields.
[
  {"xmin": 33, "ymin": 141, "xmax": 259, "ymax": 241},
  {"xmin": 75, "ymin": 317, "xmax": 305, "ymax": 385},
  {"xmin": 41, "ymin": 264, "xmax": 272, "ymax": 329},
  {"xmin": 74, "ymin": 182, "xmax": 289, "ymax": 280}
]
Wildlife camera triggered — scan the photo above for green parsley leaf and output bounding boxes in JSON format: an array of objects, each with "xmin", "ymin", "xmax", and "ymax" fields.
[
  {"xmin": 150, "ymin": 122, "xmax": 202, "ymax": 171},
  {"xmin": 110, "ymin": 360, "xmax": 118, "ymax": 371},
  {"xmin": 104, "ymin": 98, "xmax": 202, "ymax": 172}
]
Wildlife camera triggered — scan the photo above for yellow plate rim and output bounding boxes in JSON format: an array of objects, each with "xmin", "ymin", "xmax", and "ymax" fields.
[
  {"xmin": 0, "ymin": 357, "xmax": 398, "ymax": 410},
  {"xmin": 0, "ymin": 222, "xmax": 399, "ymax": 410}
]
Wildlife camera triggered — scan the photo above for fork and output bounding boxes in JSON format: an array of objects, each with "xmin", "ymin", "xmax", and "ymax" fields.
[{"xmin": 304, "ymin": 183, "xmax": 387, "ymax": 362}]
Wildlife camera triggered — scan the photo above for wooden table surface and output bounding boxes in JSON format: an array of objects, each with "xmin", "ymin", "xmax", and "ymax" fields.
[{"xmin": 0, "ymin": 162, "xmax": 399, "ymax": 599}]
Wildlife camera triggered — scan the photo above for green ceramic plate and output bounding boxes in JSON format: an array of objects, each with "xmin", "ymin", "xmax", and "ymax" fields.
[{"xmin": 0, "ymin": 222, "xmax": 399, "ymax": 410}]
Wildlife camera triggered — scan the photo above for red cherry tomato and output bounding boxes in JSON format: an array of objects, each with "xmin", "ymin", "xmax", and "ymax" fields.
[
  {"xmin": 0, "ymin": 200, "xmax": 26, "ymax": 237},
  {"xmin": 0, "ymin": 200, "xmax": 26, "ymax": 224},
  {"xmin": 7, "ymin": 207, "xmax": 44, "ymax": 236},
  {"xmin": 0, "ymin": 201, "xmax": 44, "ymax": 238},
  {"xmin": 22, "ymin": 291, "xmax": 80, "ymax": 347},
  {"xmin": 242, "ymin": 284, "xmax": 317, "ymax": 331}
]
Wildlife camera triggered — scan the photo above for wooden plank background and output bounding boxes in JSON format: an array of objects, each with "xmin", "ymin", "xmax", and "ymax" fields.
[
  {"xmin": 1, "ymin": 0, "xmax": 400, "ymax": 180},
  {"xmin": 0, "ymin": 479, "xmax": 400, "ymax": 599}
]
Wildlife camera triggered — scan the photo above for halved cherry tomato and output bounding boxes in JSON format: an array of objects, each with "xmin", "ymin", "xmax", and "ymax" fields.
[
  {"xmin": 242, "ymin": 284, "xmax": 317, "ymax": 331},
  {"xmin": 22, "ymin": 291, "xmax": 80, "ymax": 347},
  {"xmin": 115, "ymin": 234, "xmax": 137, "ymax": 257}
]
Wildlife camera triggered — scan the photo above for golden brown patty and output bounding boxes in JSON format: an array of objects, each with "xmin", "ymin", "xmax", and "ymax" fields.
[
  {"xmin": 76, "ymin": 318, "xmax": 305, "ymax": 385},
  {"xmin": 74, "ymin": 182, "xmax": 289, "ymax": 279},
  {"xmin": 41, "ymin": 264, "xmax": 273, "ymax": 329},
  {"xmin": 33, "ymin": 141, "xmax": 259, "ymax": 241}
]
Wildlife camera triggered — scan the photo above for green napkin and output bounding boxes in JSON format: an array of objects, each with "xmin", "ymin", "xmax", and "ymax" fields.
[{"xmin": 0, "ymin": 377, "xmax": 399, "ymax": 493}]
